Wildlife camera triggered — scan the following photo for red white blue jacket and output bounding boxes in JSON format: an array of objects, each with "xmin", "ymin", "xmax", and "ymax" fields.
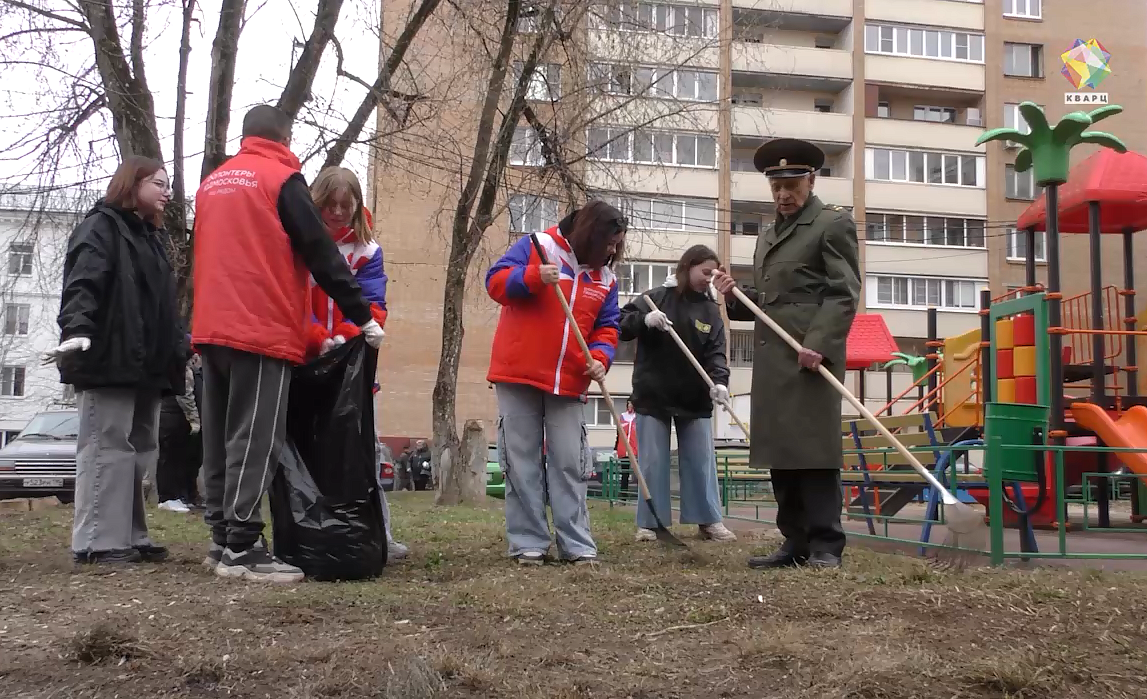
[
  {"xmin": 305, "ymin": 220, "xmax": 388, "ymax": 358},
  {"xmin": 486, "ymin": 224, "xmax": 620, "ymax": 398}
]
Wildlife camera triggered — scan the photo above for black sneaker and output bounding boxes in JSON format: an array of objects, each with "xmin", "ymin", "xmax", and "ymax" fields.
[
  {"xmin": 216, "ymin": 538, "xmax": 304, "ymax": 583},
  {"xmin": 73, "ymin": 548, "xmax": 143, "ymax": 565},
  {"xmin": 134, "ymin": 543, "xmax": 169, "ymax": 563},
  {"xmin": 747, "ymin": 549, "xmax": 808, "ymax": 569}
]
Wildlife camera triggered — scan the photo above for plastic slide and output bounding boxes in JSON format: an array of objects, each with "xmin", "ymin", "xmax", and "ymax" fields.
[{"xmin": 1069, "ymin": 402, "xmax": 1147, "ymax": 477}]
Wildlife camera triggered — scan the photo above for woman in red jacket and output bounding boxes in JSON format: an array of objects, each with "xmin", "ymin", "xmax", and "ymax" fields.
[{"xmin": 486, "ymin": 200, "xmax": 626, "ymax": 566}]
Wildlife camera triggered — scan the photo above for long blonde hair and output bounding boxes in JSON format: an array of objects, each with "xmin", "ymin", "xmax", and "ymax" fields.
[{"xmin": 310, "ymin": 166, "xmax": 373, "ymax": 244}]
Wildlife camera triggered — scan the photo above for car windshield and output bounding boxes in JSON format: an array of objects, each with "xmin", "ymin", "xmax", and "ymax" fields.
[
  {"xmin": 487, "ymin": 446, "xmax": 499, "ymax": 463},
  {"xmin": 19, "ymin": 412, "xmax": 80, "ymax": 440}
]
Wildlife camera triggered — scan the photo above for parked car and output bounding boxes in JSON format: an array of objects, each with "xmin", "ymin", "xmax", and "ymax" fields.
[
  {"xmin": 486, "ymin": 444, "xmax": 505, "ymax": 499},
  {"xmin": 377, "ymin": 441, "xmax": 395, "ymax": 492},
  {"xmin": 0, "ymin": 410, "xmax": 80, "ymax": 503}
]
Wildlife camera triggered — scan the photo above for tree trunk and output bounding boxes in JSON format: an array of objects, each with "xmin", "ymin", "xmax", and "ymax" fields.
[
  {"xmin": 169, "ymin": 0, "xmax": 196, "ymax": 315},
  {"xmin": 276, "ymin": 0, "xmax": 344, "ymax": 121},
  {"xmin": 436, "ymin": 419, "xmax": 488, "ymax": 505},
  {"xmin": 202, "ymin": 0, "xmax": 245, "ymax": 180},
  {"xmin": 429, "ymin": 0, "xmax": 523, "ymax": 487},
  {"xmin": 81, "ymin": 0, "xmax": 162, "ymax": 159}
]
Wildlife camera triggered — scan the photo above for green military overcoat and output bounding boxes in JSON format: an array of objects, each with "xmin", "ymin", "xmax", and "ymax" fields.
[{"xmin": 726, "ymin": 194, "xmax": 861, "ymax": 471}]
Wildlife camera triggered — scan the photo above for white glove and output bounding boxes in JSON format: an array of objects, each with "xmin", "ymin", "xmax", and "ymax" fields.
[
  {"xmin": 644, "ymin": 310, "xmax": 673, "ymax": 331},
  {"xmin": 710, "ymin": 384, "xmax": 729, "ymax": 405},
  {"xmin": 319, "ymin": 335, "xmax": 347, "ymax": 354},
  {"xmin": 189, "ymin": 422, "xmax": 201, "ymax": 435},
  {"xmin": 42, "ymin": 337, "xmax": 91, "ymax": 365},
  {"xmin": 332, "ymin": 335, "xmax": 346, "ymax": 347},
  {"xmin": 360, "ymin": 320, "xmax": 385, "ymax": 349}
]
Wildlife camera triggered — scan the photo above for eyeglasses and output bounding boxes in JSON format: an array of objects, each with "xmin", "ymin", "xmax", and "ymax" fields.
[{"xmin": 145, "ymin": 178, "xmax": 172, "ymax": 193}]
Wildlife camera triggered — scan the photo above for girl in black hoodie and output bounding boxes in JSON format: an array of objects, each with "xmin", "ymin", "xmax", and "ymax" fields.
[{"xmin": 619, "ymin": 245, "xmax": 736, "ymax": 543}]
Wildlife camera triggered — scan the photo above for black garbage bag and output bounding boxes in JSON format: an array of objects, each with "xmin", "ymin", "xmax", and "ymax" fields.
[{"xmin": 269, "ymin": 336, "xmax": 387, "ymax": 581}]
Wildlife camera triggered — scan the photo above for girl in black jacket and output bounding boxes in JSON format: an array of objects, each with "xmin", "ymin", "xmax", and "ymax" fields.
[
  {"xmin": 619, "ymin": 245, "xmax": 736, "ymax": 543},
  {"xmin": 44, "ymin": 156, "xmax": 187, "ymax": 566}
]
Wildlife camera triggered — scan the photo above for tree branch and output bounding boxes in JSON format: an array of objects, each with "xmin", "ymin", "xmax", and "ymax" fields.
[
  {"xmin": 321, "ymin": 0, "xmax": 442, "ymax": 168},
  {"xmin": 0, "ymin": 0, "xmax": 89, "ymax": 31},
  {"xmin": 276, "ymin": 0, "xmax": 343, "ymax": 121},
  {"xmin": 522, "ymin": 104, "xmax": 583, "ymax": 207}
]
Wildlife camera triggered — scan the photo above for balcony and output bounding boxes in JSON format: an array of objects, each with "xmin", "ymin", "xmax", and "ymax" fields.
[
  {"xmin": 732, "ymin": 43, "xmax": 853, "ymax": 83},
  {"xmin": 625, "ymin": 230, "xmax": 720, "ymax": 262},
  {"xmin": 731, "ymin": 171, "xmax": 853, "ymax": 207},
  {"xmin": 733, "ymin": 107, "xmax": 852, "ymax": 144},
  {"xmin": 866, "ymin": 0, "xmax": 984, "ymax": 32},
  {"xmin": 731, "ymin": 0, "xmax": 853, "ymax": 31},
  {"xmin": 866, "ymin": 54, "xmax": 984, "ymax": 92},
  {"xmin": 587, "ymin": 30, "xmax": 720, "ymax": 70},
  {"xmin": 730, "ymin": 234, "xmax": 758, "ymax": 266},
  {"xmin": 584, "ymin": 165, "xmax": 719, "ymax": 199},
  {"xmin": 866, "ymin": 181, "xmax": 986, "ymax": 217},
  {"xmin": 865, "ymin": 240, "xmax": 988, "ymax": 278},
  {"xmin": 865, "ymin": 117, "xmax": 983, "ymax": 153}
]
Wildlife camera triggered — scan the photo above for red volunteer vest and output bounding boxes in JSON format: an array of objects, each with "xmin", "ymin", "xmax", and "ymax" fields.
[{"xmin": 191, "ymin": 137, "xmax": 311, "ymax": 364}]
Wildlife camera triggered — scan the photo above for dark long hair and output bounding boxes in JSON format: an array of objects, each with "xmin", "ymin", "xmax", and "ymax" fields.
[
  {"xmin": 675, "ymin": 244, "xmax": 720, "ymax": 294},
  {"xmin": 567, "ymin": 199, "xmax": 627, "ymax": 268},
  {"xmin": 104, "ymin": 155, "xmax": 166, "ymax": 226}
]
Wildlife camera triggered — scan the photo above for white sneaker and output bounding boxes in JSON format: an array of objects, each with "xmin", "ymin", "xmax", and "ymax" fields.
[
  {"xmin": 159, "ymin": 499, "xmax": 190, "ymax": 513},
  {"xmin": 635, "ymin": 528, "xmax": 657, "ymax": 542},
  {"xmin": 699, "ymin": 522, "xmax": 737, "ymax": 542},
  {"xmin": 388, "ymin": 540, "xmax": 410, "ymax": 560}
]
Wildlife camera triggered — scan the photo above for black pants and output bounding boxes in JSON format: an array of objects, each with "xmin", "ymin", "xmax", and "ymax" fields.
[
  {"xmin": 618, "ymin": 459, "xmax": 631, "ymax": 499},
  {"xmin": 157, "ymin": 409, "xmax": 202, "ymax": 503},
  {"xmin": 200, "ymin": 346, "xmax": 292, "ymax": 549},
  {"xmin": 771, "ymin": 469, "xmax": 846, "ymax": 557}
]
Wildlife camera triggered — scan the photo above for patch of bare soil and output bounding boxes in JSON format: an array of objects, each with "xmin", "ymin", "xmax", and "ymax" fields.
[{"xmin": 0, "ymin": 494, "xmax": 1145, "ymax": 698}]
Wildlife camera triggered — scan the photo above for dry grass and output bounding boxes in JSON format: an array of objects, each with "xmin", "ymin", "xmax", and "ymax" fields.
[{"xmin": 0, "ymin": 493, "xmax": 1145, "ymax": 698}]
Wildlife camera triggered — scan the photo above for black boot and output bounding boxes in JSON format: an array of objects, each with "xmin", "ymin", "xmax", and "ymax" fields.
[
  {"xmin": 73, "ymin": 548, "xmax": 143, "ymax": 565},
  {"xmin": 134, "ymin": 543, "xmax": 169, "ymax": 563},
  {"xmin": 747, "ymin": 546, "xmax": 808, "ymax": 569}
]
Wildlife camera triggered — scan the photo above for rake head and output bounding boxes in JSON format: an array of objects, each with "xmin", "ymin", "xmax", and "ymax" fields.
[{"xmin": 934, "ymin": 501, "xmax": 990, "ymax": 570}]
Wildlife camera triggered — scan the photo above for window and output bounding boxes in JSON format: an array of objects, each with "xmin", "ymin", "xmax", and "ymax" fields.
[
  {"xmin": 966, "ymin": 107, "xmax": 982, "ymax": 126},
  {"xmin": 869, "ymin": 275, "xmax": 983, "ymax": 311},
  {"xmin": 1, "ymin": 366, "xmax": 25, "ymax": 397},
  {"xmin": 597, "ymin": 195, "xmax": 716, "ymax": 232},
  {"xmin": 508, "ymin": 195, "xmax": 559, "ymax": 234},
  {"xmin": 587, "ymin": 127, "xmax": 716, "ymax": 168},
  {"xmin": 866, "ymin": 213, "xmax": 985, "ymax": 247},
  {"xmin": 814, "ymin": 99, "xmax": 833, "ymax": 114},
  {"xmin": 877, "ymin": 102, "xmax": 890, "ymax": 118},
  {"xmin": 510, "ymin": 127, "xmax": 544, "ymax": 166},
  {"xmin": 584, "ymin": 396, "xmax": 630, "ymax": 427},
  {"xmin": 1004, "ymin": 0, "xmax": 1041, "ymax": 19},
  {"xmin": 913, "ymin": 106, "xmax": 956, "ymax": 123},
  {"xmin": 866, "ymin": 148, "xmax": 982, "ymax": 187},
  {"xmin": 865, "ymin": 23, "xmax": 984, "ymax": 63},
  {"xmin": 1004, "ymin": 43, "xmax": 1043, "ymax": 78},
  {"xmin": 7, "ymin": 242, "xmax": 32, "ymax": 276},
  {"xmin": 590, "ymin": 2, "xmax": 718, "ymax": 38},
  {"xmin": 729, "ymin": 330, "xmax": 754, "ymax": 368},
  {"xmin": 616, "ymin": 261, "xmax": 675, "ymax": 295},
  {"xmin": 1007, "ymin": 228, "xmax": 1047, "ymax": 262},
  {"xmin": 1004, "ymin": 103, "xmax": 1032, "ymax": 135},
  {"xmin": 1005, "ymin": 165, "xmax": 1040, "ymax": 200},
  {"xmin": 3, "ymin": 304, "xmax": 29, "ymax": 335},
  {"xmin": 514, "ymin": 62, "xmax": 561, "ymax": 101}
]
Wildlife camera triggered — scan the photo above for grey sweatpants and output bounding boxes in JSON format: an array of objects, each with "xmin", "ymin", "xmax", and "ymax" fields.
[
  {"xmin": 199, "ymin": 345, "xmax": 291, "ymax": 549},
  {"xmin": 495, "ymin": 382, "xmax": 596, "ymax": 559},
  {"xmin": 72, "ymin": 388, "xmax": 161, "ymax": 553}
]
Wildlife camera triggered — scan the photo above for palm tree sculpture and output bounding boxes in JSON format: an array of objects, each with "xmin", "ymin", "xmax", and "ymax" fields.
[{"xmin": 974, "ymin": 102, "xmax": 1126, "ymax": 427}]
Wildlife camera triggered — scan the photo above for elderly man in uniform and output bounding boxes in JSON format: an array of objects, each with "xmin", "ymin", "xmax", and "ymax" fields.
[{"xmin": 712, "ymin": 137, "xmax": 860, "ymax": 569}]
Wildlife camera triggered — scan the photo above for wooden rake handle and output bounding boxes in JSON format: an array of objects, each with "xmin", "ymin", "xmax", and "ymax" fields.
[
  {"xmin": 641, "ymin": 294, "xmax": 751, "ymax": 441},
  {"xmin": 528, "ymin": 235, "xmax": 655, "ymax": 502},
  {"xmin": 723, "ymin": 284, "xmax": 958, "ymax": 505}
]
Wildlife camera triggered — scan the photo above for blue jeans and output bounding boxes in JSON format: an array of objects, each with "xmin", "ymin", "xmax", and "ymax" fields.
[{"xmin": 634, "ymin": 414, "xmax": 723, "ymax": 529}]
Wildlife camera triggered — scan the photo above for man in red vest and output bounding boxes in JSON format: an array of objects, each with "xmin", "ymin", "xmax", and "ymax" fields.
[{"xmin": 191, "ymin": 105, "xmax": 384, "ymax": 583}]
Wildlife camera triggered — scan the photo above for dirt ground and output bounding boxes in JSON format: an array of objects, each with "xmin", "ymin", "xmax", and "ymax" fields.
[{"xmin": 1, "ymin": 493, "xmax": 1146, "ymax": 699}]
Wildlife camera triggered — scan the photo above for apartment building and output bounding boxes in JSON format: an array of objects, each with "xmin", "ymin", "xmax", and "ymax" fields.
[
  {"xmin": 0, "ymin": 192, "xmax": 83, "ymax": 444},
  {"xmin": 372, "ymin": 0, "xmax": 1147, "ymax": 446}
]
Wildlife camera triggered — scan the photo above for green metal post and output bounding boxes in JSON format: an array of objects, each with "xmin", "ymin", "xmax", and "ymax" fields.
[{"xmin": 988, "ymin": 435, "xmax": 1006, "ymax": 565}]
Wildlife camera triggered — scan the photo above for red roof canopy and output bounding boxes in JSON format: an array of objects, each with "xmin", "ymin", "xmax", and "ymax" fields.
[
  {"xmin": 1016, "ymin": 149, "xmax": 1147, "ymax": 234},
  {"xmin": 846, "ymin": 314, "xmax": 900, "ymax": 370}
]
